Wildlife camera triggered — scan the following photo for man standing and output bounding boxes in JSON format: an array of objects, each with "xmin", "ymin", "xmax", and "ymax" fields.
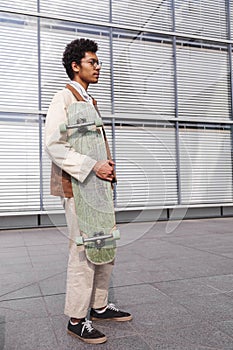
[{"xmin": 44, "ymin": 38, "xmax": 132, "ymax": 344}]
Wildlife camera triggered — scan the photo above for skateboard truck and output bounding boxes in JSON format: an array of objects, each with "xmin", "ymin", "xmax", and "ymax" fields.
[
  {"xmin": 60, "ymin": 117, "xmax": 103, "ymax": 133},
  {"xmin": 76, "ymin": 229, "xmax": 120, "ymax": 248}
]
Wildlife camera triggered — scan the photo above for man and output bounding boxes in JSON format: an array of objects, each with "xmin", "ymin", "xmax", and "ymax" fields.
[{"xmin": 44, "ymin": 38, "xmax": 132, "ymax": 344}]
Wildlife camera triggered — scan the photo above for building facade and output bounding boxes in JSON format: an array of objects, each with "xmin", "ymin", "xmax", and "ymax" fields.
[{"xmin": 0, "ymin": 1, "xmax": 233, "ymax": 228}]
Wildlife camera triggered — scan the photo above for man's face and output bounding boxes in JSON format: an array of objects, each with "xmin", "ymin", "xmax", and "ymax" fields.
[{"xmin": 73, "ymin": 51, "xmax": 101, "ymax": 89}]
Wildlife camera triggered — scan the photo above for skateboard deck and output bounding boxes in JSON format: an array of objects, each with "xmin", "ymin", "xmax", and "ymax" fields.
[{"xmin": 60, "ymin": 102, "xmax": 119, "ymax": 265}]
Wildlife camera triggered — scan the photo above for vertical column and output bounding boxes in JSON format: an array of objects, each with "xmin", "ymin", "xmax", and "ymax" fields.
[
  {"xmin": 171, "ymin": 0, "xmax": 181, "ymax": 205},
  {"xmin": 109, "ymin": 0, "xmax": 117, "ymax": 205},
  {"xmin": 225, "ymin": 0, "xmax": 233, "ymax": 201},
  {"xmin": 37, "ymin": 0, "xmax": 44, "ymax": 211}
]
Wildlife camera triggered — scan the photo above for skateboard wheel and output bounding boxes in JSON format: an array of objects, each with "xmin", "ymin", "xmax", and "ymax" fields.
[
  {"xmin": 94, "ymin": 117, "xmax": 103, "ymax": 127},
  {"xmin": 60, "ymin": 123, "xmax": 67, "ymax": 133},
  {"xmin": 76, "ymin": 236, "xmax": 84, "ymax": 246},
  {"xmin": 112, "ymin": 229, "xmax": 120, "ymax": 240}
]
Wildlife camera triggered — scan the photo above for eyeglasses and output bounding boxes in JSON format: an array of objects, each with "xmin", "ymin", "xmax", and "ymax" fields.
[{"xmin": 82, "ymin": 59, "xmax": 102, "ymax": 68}]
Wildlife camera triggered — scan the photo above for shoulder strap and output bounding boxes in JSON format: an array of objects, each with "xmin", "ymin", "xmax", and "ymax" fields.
[
  {"xmin": 66, "ymin": 83, "xmax": 97, "ymax": 105},
  {"xmin": 66, "ymin": 83, "xmax": 85, "ymax": 102}
]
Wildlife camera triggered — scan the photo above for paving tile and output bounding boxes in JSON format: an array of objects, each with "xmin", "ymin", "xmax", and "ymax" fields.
[
  {"xmin": 27, "ymin": 243, "xmax": 67, "ymax": 257},
  {"xmin": 176, "ymin": 293, "xmax": 233, "ymax": 322},
  {"xmin": 0, "ymin": 284, "xmax": 41, "ymax": 301},
  {"xmin": 108, "ymin": 284, "xmax": 167, "ymax": 308},
  {"xmin": 101, "ymin": 335, "xmax": 153, "ymax": 350},
  {"xmin": 0, "ymin": 297, "xmax": 49, "ymax": 322},
  {"xmin": 0, "ymin": 230, "xmax": 25, "ymax": 248},
  {"xmin": 43, "ymin": 294, "xmax": 65, "ymax": 316},
  {"xmin": 214, "ymin": 319, "xmax": 233, "ymax": 338},
  {"xmin": 39, "ymin": 271, "xmax": 66, "ymax": 295},
  {"xmin": 124, "ymin": 299, "xmax": 198, "ymax": 334},
  {"xmin": 3, "ymin": 317, "xmax": 58, "ymax": 350},
  {"xmin": 153, "ymin": 278, "xmax": 220, "ymax": 299},
  {"xmin": 0, "ymin": 271, "xmax": 37, "ymax": 297},
  {"xmin": 29, "ymin": 253, "xmax": 67, "ymax": 269},
  {"xmin": 0, "ymin": 246, "xmax": 29, "ymax": 258},
  {"xmin": 196, "ymin": 274, "xmax": 233, "ymax": 293},
  {"xmin": 0, "ymin": 319, "xmax": 5, "ymax": 350},
  {"xmin": 145, "ymin": 322, "xmax": 233, "ymax": 350}
]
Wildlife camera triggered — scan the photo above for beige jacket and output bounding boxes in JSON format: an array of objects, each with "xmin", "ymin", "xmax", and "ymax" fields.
[{"xmin": 44, "ymin": 87, "xmax": 98, "ymax": 197}]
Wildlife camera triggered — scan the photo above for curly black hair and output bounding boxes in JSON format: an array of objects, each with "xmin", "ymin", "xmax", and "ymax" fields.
[{"xmin": 62, "ymin": 38, "xmax": 98, "ymax": 79}]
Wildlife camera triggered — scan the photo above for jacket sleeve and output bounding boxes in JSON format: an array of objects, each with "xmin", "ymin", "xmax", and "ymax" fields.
[{"xmin": 44, "ymin": 90, "xmax": 97, "ymax": 183}]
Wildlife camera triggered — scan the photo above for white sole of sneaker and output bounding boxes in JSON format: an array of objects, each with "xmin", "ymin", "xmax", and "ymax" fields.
[
  {"xmin": 67, "ymin": 330, "xmax": 107, "ymax": 344},
  {"xmin": 91, "ymin": 315, "xmax": 133, "ymax": 322}
]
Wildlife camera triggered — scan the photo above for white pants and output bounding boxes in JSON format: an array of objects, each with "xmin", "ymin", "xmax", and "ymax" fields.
[{"xmin": 62, "ymin": 197, "xmax": 114, "ymax": 319}]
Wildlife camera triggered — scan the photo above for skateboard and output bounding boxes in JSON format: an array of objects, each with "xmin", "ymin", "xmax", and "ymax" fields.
[{"xmin": 60, "ymin": 102, "xmax": 120, "ymax": 265}]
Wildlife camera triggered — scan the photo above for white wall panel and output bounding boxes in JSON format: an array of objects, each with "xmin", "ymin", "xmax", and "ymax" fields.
[
  {"xmin": 175, "ymin": 0, "xmax": 227, "ymax": 39},
  {"xmin": 115, "ymin": 125, "xmax": 178, "ymax": 208},
  {"xmin": 0, "ymin": 117, "xmax": 40, "ymax": 211},
  {"xmin": 177, "ymin": 45, "xmax": 231, "ymax": 120},
  {"xmin": 0, "ymin": 14, "xmax": 38, "ymax": 112},
  {"xmin": 40, "ymin": 0, "xmax": 109, "ymax": 23},
  {"xmin": 40, "ymin": 20, "xmax": 111, "ymax": 113},
  {"xmin": 0, "ymin": 0, "xmax": 37, "ymax": 12},
  {"xmin": 112, "ymin": 0, "xmax": 171, "ymax": 31},
  {"xmin": 113, "ymin": 34, "xmax": 174, "ymax": 118},
  {"xmin": 179, "ymin": 127, "xmax": 233, "ymax": 204}
]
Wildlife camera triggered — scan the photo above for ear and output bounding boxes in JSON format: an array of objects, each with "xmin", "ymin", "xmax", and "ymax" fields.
[{"xmin": 71, "ymin": 61, "xmax": 79, "ymax": 73}]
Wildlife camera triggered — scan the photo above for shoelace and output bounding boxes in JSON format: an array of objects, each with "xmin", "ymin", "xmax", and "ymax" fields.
[
  {"xmin": 107, "ymin": 303, "xmax": 119, "ymax": 312},
  {"xmin": 81, "ymin": 319, "xmax": 94, "ymax": 336}
]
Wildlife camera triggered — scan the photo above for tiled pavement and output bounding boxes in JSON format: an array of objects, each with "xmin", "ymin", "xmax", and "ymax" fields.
[{"xmin": 1, "ymin": 217, "xmax": 233, "ymax": 349}]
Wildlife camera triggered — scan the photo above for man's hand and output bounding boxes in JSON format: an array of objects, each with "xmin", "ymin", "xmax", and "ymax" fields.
[{"xmin": 93, "ymin": 160, "xmax": 115, "ymax": 181}]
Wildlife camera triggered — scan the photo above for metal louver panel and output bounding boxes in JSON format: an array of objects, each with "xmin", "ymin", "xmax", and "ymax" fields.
[
  {"xmin": 40, "ymin": 0, "xmax": 109, "ymax": 23},
  {"xmin": 175, "ymin": 0, "xmax": 227, "ymax": 39},
  {"xmin": 176, "ymin": 45, "xmax": 231, "ymax": 120},
  {"xmin": 0, "ymin": 14, "xmax": 38, "ymax": 112},
  {"xmin": 40, "ymin": 20, "xmax": 111, "ymax": 113},
  {"xmin": 113, "ymin": 34, "xmax": 174, "ymax": 118},
  {"xmin": 112, "ymin": 0, "xmax": 172, "ymax": 32},
  {"xmin": 0, "ymin": 1, "xmax": 37, "ymax": 12},
  {"xmin": 0, "ymin": 116, "xmax": 40, "ymax": 212},
  {"xmin": 179, "ymin": 126, "xmax": 233, "ymax": 204},
  {"xmin": 114, "ymin": 125, "xmax": 178, "ymax": 208}
]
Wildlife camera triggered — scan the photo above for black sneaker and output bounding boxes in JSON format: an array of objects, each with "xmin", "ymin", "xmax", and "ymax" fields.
[
  {"xmin": 67, "ymin": 318, "xmax": 107, "ymax": 344},
  {"xmin": 90, "ymin": 303, "xmax": 132, "ymax": 322}
]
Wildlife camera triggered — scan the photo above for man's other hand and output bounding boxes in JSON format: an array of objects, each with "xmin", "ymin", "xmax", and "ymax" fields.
[{"xmin": 93, "ymin": 160, "xmax": 115, "ymax": 181}]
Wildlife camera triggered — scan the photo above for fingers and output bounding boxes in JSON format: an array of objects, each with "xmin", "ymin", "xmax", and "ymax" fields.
[{"xmin": 93, "ymin": 160, "xmax": 115, "ymax": 182}]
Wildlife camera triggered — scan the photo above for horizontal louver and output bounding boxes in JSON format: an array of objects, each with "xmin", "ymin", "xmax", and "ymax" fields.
[
  {"xmin": 175, "ymin": 0, "xmax": 227, "ymax": 40},
  {"xmin": 0, "ymin": 117, "xmax": 40, "ymax": 211},
  {"xmin": 179, "ymin": 127, "xmax": 233, "ymax": 204},
  {"xmin": 115, "ymin": 125, "xmax": 178, "ymax": 208},
  {"xmin": 176, "ymin": 45, "xmax": 231, "ymax": 120},
  {"xmin": 113, "ymin": 34, "xmax": 174, "ymax": 117},
  {"xmin": 40, "ymin": 20, "xmax": 111, "ymax": 113},
  {"xmin": 0, "ymin": 1, "xmax": 37, "ymax": 12},
  {"xmin": 112, "ymin": 0, "xmax": 172, "ymax": 32},
  {"xmin": 40, "ymin": 0, "xmax": 109, "ymax": 23},
  {"xmin": 0, "ymin": 14, "xmax": 38, "ymax": 112}
]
